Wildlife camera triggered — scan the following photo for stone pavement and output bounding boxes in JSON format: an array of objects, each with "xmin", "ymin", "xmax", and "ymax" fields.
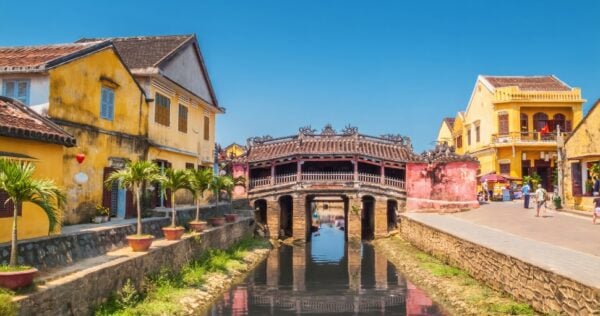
[{"xmin": 405, "ymin": 205, "xmax": 600, "ymax": 289}]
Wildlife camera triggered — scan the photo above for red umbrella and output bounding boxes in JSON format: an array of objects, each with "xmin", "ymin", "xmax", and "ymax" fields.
[{"xmin": 478, "ymin": 173, "xmax": 508, "ymax": 183}]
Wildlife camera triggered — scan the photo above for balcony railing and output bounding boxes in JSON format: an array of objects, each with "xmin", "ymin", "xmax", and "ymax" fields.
[
  {"xmin": 493, "ymin": 87, "xmax": 583, "ymax": 103},
  {"xmin": 491, "ymin": 132, "xmax": 570, "ymax": 145},
  {"xmin": 250, "ymin": 172, "xmax": 406, "ymax": 190},
  {"xmin": 301, "ymin": 172, "xmax": 354, "ymax": 181}
]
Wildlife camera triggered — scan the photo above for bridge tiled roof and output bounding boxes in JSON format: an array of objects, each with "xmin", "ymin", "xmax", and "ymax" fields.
[{"xmin": 241, "ymin": 126, "xmax": 422, "ymax": 163}]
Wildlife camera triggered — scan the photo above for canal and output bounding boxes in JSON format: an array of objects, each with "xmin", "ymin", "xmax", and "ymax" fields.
[{"xmin": 204, "ymin": 219, "xmax": 445, "ymax": 315}]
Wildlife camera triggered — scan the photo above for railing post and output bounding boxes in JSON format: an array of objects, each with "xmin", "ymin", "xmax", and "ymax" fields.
[
  {"xmin": 270, "ymin": 161, "xmax": 275, "ymax": 186},
  {"xmin": 353, "ymin": 159, "xmax": 358, "ymax": 182},
  {"xmin": 297, "ymin": 160, "xmax": 302, "ymax": 182},
  {"xmin": 380, "ymin": 163, "xmax": 385, "ymax": 184}
]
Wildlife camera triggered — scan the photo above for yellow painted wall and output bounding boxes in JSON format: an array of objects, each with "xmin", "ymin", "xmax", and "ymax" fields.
[
  {"xmin": 563, "ymin": 101, "xmax": 600, "ymax": 209},
  {"xmin": 48, "ymin": 47, "xmax": 148, "ymax": 224},
  {"xmin": 436, "ymin": 121, "xmax": 454, "ymax": 145},
  {"xmin": 225, "ymin": 144, "xmax": 245, "ymax": 158},
  {"xmin": 452, "ymin": 114, "xmax": 465, "ymax": 154},
  {"xmin": 0, "ymin": 137, "xmax": 64, "ymax": 242},
  {"xmin": 147, "ymin": 147, "xmax": 196, "ymax": 205}
]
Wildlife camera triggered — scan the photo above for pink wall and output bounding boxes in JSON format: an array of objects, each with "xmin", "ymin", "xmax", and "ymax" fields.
[
  {"xmin": 406, "ymin": 161, "xmax": 479, "ymax": 211},
  {"xmin": 232, "ymin": 163, "xmax": 247, "ymax": 198}
]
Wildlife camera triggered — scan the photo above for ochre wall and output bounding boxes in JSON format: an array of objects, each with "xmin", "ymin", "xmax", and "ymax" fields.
[
  {"xmin": 48, "ymin": 47, "xmax": 148, "ymax": 224},
  {"xmin": 436, "ymin": 122, "xmax": 454, "ymax": 145},
  {"xmin": 0, "ymin": 137, "xmax": 64, "ymax": 242},
  {"xmin": 406, "ymin": 161, "xmax": 479, "ymax": 211}
]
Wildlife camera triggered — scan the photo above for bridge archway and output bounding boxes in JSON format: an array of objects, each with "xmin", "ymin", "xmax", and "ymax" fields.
[
  {"xmin": 279, "ymin": 195, "xmax": 293, "ymax": 239},
  {"xmin": 254, "ymin": 199, "xmax": 267, "ymax": 225},
  {"xmin": 387, "ymin": 199, "xmax": 398, "ymax": 232},
  {"xmin": 361, "ymin": 195, "xmax": 375, "ymax": 240}
]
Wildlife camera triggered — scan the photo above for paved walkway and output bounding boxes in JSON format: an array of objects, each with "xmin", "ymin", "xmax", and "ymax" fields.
[{"xmin": 406, "ymin": 204, "xmax": 600, "ymax": 289}]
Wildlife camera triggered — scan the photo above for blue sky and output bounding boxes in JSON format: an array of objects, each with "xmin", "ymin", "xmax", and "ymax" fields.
[{"xmin": 1, "ymin": 0, "xmax": 598, "ymax": 151}]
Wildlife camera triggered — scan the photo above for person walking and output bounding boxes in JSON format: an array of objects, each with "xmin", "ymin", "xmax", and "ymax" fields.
[
  {"xmin": 522, "ymin": 182, "xmax": 531, "ymax": 209},
  {"xmin": 594, "ymin": 177, "xmax": 600, "ymax": 196},
  {"xmin": 534, "ymin": 184, "xmax": 547, "ymax": 217},
  {"xmin": 593, "ymin": 196, "xmax": 600, "ymax": 224},
  {"xmin": 482, "ymin": 180, "xmax": 489, "ymax": 201}
]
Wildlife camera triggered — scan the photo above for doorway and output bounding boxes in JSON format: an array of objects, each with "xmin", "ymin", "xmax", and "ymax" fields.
[{"xmin": 361, "ymin": 196, "xmax": 375, "ymax": 240}]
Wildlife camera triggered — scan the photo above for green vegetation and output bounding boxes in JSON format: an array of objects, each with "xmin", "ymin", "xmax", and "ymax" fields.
[
  {"xmin": 0, "ymin": 288, "xmax": 17, "ymax": 316},
  {"xmin": 0, "ymin": 265, "xmax": 32, "ymax": 272},
  {"xmin": 377, "ymin": 236, "xmax": 536, "ymax": 316},
  {"xmin": 95, "ymin": 237, "xmax": 269, "ymax": 316}
]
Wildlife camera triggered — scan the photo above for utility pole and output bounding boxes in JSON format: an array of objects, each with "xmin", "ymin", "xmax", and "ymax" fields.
[{"xmin": 556, "ymin": 125, "xmax": 564, "ymax": 202}]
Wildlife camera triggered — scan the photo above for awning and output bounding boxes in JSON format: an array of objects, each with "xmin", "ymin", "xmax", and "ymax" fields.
[{"xmin": 0, "ymin": 151, "xmax": 37, "ymax": 160}]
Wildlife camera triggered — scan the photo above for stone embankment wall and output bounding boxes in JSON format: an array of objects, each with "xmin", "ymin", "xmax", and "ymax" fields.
[
  {"xmin": 400, "ymin": 216, "xmax": 600, "ymax": 315},
  {"xmin": 0, "ymin": 202, "xmax": 247, "ymax": 270},
  {"xmin": 15, "ymin": 218, "xmax": 256, "ymax": 316}
]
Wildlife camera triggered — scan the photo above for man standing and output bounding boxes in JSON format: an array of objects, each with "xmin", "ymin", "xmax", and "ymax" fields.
[
  {"xmin": 482, "ymin": 180, "xmax": 489, "ymax": 201},
  {"xmin": 522, "ymin": 182, "xmax": 531, "ymax": 209},
  {"xmin": 534, "ymin": 184, "xmax": 547, "ymax": 217}
]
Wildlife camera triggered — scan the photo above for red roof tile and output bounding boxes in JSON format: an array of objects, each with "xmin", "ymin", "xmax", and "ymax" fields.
[
  {"xmin": 443, "ymin": 117, "xmax": 455, "ymax": 129},
  {"xmin": 0, "ymin": 96, "xmax": 75, "ymax": 146},
  {"xmin": 482, "ymin": 75, "xmax": 571, "ymax": 91},
  {"xmin": 0, "ymin": 41, "xmax": 106, "ymax": 73}
]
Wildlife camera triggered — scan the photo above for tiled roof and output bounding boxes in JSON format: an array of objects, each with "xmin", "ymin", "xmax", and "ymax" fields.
[
  {"xmin": 243, "ymin": 132, "xmax": 421, "ymax": 163},
  {"xmin": 0, "ymin": 41, "xmax": 107, "ymax": 73},
  {"xmin": 0, "ymin": 96, "xmax": 75, "ymax": 147},
  {"xmin": 443, "ymin": 117, "xmax": 455, "ymax": 129},
  {"xmin": 482, "ymin": 75, "xmax": 571, "ymax": 91},
  {"xmin": 78, "ymin": 35, "xmax": 193, "ymax": 70}
]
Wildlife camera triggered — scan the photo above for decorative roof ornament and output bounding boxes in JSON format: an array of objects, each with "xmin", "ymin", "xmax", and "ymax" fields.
[
  {"xmin": 380, "ymin": 134, "xmax": 406, "ymax": 144},
  {"xmin": 321, "ymin": 124, "xmax": 336, "ymax": 136},
  {"xmin": 298, "ymin": 125, "xmax": 317, "ymax": 135},
  {"xmin": 246, "ymin": 135, "xmax": 273, "ymax": 146},
  {"xmin": 341, "ymin": 124, "xmax": 358, "ymax": 135},
  {"xmin": 420, "ymin": 141, "xmax": 477, "ymax": 163}
]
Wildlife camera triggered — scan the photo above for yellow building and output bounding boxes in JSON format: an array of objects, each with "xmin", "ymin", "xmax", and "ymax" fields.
[
  {"xmin": 563, "ymin": 99, "xmax": 600, "ymax": 210},
  {"xmin": 452, "ymin": 75, "xmax": 585, "ymax": 190},
  {"xmin": 97, "ymin": 35, "xmax": 224, "ymax": 207},
  {"xmin": 0, "ymin": 41, "xmax": 149, "ymax": 224},
  {"xmin": 223, "ymin": 143, "xmax": 246, "ymax": 159},
  {"xmin": 0, "ymin": 96, "xmax": 76, "ymax": 242},
  {"xmin": 436, "ymin": 117, "xmax": 455, "ymax": 146}
]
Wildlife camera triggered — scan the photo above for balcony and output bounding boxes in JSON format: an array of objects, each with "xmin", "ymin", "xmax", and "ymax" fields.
[
  {"xmin": 491, "ymin": 132, "xmax": 570, "ymax": 146},
  {"xmin": 493, "ymin": 87, "xmax": 584, "ymax": 103},
  {"xmin": 248, "ymin": 171, "xmax": 405, "ymax": 190}
]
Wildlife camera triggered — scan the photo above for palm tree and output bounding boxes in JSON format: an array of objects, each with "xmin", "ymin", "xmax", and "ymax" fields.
[
  {"xmin": 105, "ymin": 160, "xmax": 163, "ymax": 236},
  {"xmin": 161, "ymin": 168, "xmax": 193, "ymax": 227},
  {"xmin": 0, "ymin": 159, "xmax": 65, "ymax": 267},
  {"xmin": 189, "ymin": 168, "xmax": 213, "ymax": 222},
  {"xmin": 209, "ymin": 175, "xmax": 234, "ymax": 207}
]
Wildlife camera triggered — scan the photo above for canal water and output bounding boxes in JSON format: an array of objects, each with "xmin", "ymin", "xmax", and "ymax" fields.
[{"xmin": 204, "ymin": 224, "xmax": 445, "ymax": 315}]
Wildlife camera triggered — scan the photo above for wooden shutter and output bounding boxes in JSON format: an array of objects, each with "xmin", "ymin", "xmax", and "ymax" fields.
[
  {"xmin": 178, "ymin": 104, "xmax": 188, "ymax": 133},
  {"xmin": 0, "ymin": 190, "xmax": 16, "ymax": 218},
  {"xmin": 571, "ymin": 163, "xmax": 582, "ymax": 196},
  {"xmin": 498, "ymin": 113, "xmax": 509, "ymax": 135},
  {"xmin": 565, "ymin": 120, "xmax": 572, "ymax": 132},
  {"xmin": 204, "ymin": 116, "xmax": 210, "ymax": 140},
  {"xmin": 125, "ymin": 190, "xmax": 135, "ymax": 218},
  {"xmin": 155, "ymin": 93, "xmax": 171, "ymax": 126}
]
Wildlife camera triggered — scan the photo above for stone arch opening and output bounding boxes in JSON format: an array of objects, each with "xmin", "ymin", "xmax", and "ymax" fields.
[
  {"xmin": 279, "ymin": 195, "xmax": 293, "ymax": 239},
  {"xmin": 361, "ymin": 195, "xmax": 375, "ymax": 240},
  {"xmin": 387, "ymin": 199, "xmax": 398, "ymax": 232},
  {"xmin": 254, "ymin": 199, "xmax": 267, "ymax": 225}
]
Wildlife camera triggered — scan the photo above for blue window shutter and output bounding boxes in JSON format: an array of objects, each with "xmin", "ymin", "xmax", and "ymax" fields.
[
  {"xmin": 100, "ymin": 87, "xmax": 115, "ymax": 121},
  {"xmin": 108, "ymin": 89, "xmax": 114, "ymax": 120},
  {"xmin": 100, "ymin": 88, "xmax": 107, "ymax": 119}
]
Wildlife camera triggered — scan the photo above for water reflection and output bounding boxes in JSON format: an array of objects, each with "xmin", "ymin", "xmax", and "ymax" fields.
[{"xmin": 205, "ymin": 225, "xmax": 445, "ymax": 315}]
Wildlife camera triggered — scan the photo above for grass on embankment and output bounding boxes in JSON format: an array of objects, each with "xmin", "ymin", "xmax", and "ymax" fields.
[
  {"xmin": 0, "ymin": 288, "xmax": 17, "ymax": 316},
  {"xmin": 375, "ymin": 236, "xmax": 537, "ymax": 316},
  {"xmin": 95, "ymin": 237, "xmax": 270, "ymax": 316}
]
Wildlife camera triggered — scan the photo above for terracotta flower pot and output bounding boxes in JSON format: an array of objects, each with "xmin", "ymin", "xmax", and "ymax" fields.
[
  {"xmin": 189, "ymin": 221, "xmax": 207, "ymax": 232},
  {"xmin": 208, "ymin": 217, "xmax": 226, "ymax": 227},
  {"xmin": 224, "ymin": 214, "xmax": 237, "ymax": 223},
  {"xmin": 162, "ymin": 226, "xmax": 185, "ymax": 240},
  {"xmin": 126, "ymin": 235, "xmax": 154, "ymax": 252},
  {"xmin": 0, "ymin": 267, "xmax": 38, "ymax": 290}
]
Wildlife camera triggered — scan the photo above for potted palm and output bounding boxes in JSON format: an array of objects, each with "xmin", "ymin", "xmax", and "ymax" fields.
[
  {"xmin": 0, "ymin": 159, "xmax": 65, "ymax": 289},
  {"xmin": 207, "ymin": 175, "xmax": 233, "ymax": 226},
  {"xmin": 223, "ymin": 176, "xmax": 244, "ymax": 222},
  {"xmin": 105, "ymin": 161, "xmax": 163, "ymax": 252},
  {"xmin": 161, "ymin": 168, "xmax": 192, "ymax": 240},
  {"xmin": 188, "ymin": 168, "xmax": 212, "ymax": 232}
]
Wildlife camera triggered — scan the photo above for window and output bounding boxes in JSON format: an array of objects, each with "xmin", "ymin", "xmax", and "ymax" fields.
[
  {"xmin": 553, "ymin": 113, "xmax": 566, "ymax": 132},
  {"xmin": 178, "ymin": 104, "xmax": 188, "ymax": 133},
  {"xmin": 533, "ymin": 112, "xmax": 548, "ymax": 132},
  {"xmin": 2, "ymin": 79, "xmax": 30, "ymax": 105},
  {"xmin": 520, "ymin": 113, "xmax": 528, "ymax": 136},
  {"xmin": 203, "ymin": 116, "xmax": 210, "ymax": 141},
  {"xmin": 467, "ymin": 129, "xmax": 471, "ymax": 146},
  {"xmin": 155, "ymin": 93, "xmax": 170, "ymax": 126},
  {"xmin": 0, "ymin": 190, "xmax": 18, "ymax": 218},
  {"xmin": 475, "ymin": 126, "xmax": 480, "ymax": 142},
  {"xmin": 185, "ymin": 163, "xmax": 195, "ymax": 169},
  {"xmin": 499, "ymin": 163, "xmax": 510, "ymax": 175},
  {"xmin": 456, "ymin": 135, "xmax": 463, "ymax": 148},
  {"xmin": 100, "ymin": 87, "xmax": 115, "ymax": 120},
  {"xmin": 498, "ymin": 113, "xmax": 509, "ymax": 135}
]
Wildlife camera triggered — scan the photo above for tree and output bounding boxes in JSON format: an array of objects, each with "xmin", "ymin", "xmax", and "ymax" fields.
[
  {"xmin": 523, "ymin": 172, "xmax": 542, "ymax": 187},
  {"xmin": 105, "ymin": 160, "xmax": 163, "ymax": 236},
  {"xmin": 0, "ymin": 159, "xmax": 65, "ymax": 267},
  {"xmin": 161, "ymin": 168, "xmax": 193, "ymax": 227},
  {"xmin": 189, "ymin": 168, "xmax": 213, "ymax": 222},
  {"xmin": 208, "ymin": 175, "xmax": 234, "ymax": 207}
]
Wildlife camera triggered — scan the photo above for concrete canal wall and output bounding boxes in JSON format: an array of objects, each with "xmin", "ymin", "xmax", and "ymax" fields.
[
  {"xmin": 399, "ymin": 215, "xmax": 600, "ymax": 315},
  {"xmin": 15, "ymin": 218, "xmax": 256, "ymax": 316}
]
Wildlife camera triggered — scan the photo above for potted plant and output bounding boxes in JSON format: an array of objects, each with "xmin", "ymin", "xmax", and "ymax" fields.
[
  {"xmin": 161, "ymin": 168, "xmax": 192, "ymax": 240},
  {"xmin": 95, "ymin": 205, "xmax": 110, "ymax": 223},
  {"xmin": 553, "ymin": 195, "xmax": 562, "ymax": 209},
  {"xmin": 94, "ymin": 205, "xmax": 104, "ymax": 223},
  {"xmin": 0, "ymin": 159, "xmax": 65, "ymax": 289},
  {"xmin": 105, "ymin": 161, "xmax": 163, "ymax": 252},
  {"xmin": 207, "ymin": 175, "xmax": 234, "ymax": 226},
  {"xmin": 188, "ymin": 168, "xmax": 212, "ymax": 232}
]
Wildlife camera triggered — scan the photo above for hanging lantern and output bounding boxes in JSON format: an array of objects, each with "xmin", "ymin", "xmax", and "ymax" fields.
[
  {"xmin": 73, "ymin": 172, "xmax": 89, "ymax": 185},
  {"xmin": 75, "ymin": 153, "xmax": 86, "ymax": 164}
]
